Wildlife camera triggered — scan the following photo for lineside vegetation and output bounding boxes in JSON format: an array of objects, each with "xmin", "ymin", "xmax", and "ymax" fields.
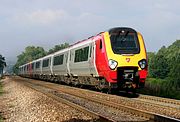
[
  {"xmin": 0, "ymin": 115, "xmax": 2, "ymax": 122},
  {"xmin": 139, "ymin": 40, "xmax": 180, "ymax": 99},
  {"xmin": 13, "ymin": 43, "xmax": 69, "ymax": 73}
]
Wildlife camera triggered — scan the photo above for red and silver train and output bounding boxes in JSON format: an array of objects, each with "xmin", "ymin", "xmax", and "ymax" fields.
[{"xmin": 19, "ymin": 27, "xmax": 148, "ymax": 93}]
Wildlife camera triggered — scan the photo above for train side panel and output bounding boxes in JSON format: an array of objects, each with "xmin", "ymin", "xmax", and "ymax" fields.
[
  {"xmin": 51, "ymin": 49, "xmax": 69, "ymax": 76},
  {"xmin": 94, "ymin": 34, "xmax": 109, "ymax": 79},
  {"xmin": 69, "ymin": 40, "xmax": 98, "ymax": 77},
  {"xmin": 41, "ymin": 55, "xmax": 53, "ymax": 75},
  {"xmin": 34, "ymin": 59, "xmax": 42, "ymax": 77}
]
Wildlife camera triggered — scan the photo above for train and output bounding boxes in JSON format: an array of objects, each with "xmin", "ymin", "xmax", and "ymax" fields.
[{"xmin": 18, "ymin": 27, "xmax": 148, "ymax": 93}]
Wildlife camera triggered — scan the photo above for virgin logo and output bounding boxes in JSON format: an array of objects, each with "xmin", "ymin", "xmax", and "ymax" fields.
[{"xmin": 126, "ymin": 58, "xmax": 130, "ymax": 62}]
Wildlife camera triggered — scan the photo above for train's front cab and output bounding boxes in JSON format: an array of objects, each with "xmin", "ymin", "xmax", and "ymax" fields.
[{"xmin": 103, "ymin": 27, "xmax": 148, "ymax": 90}]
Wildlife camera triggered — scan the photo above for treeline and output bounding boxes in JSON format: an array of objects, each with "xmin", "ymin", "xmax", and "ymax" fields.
[
  {"xmin": 140, "ymin": 40, "xmax": 180, "ymax": 99},
  {"xmin": 0, "ymin": 54, "xmax": 6, "ymax": 77},
  {"xmin": 13, "ymin": 43, "xmax": 69, "ymax": 73}
]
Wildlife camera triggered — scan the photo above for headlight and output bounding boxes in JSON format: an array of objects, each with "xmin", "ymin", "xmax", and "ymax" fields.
[
  {"xmin": 108, "ymin": 59, "xmax": 118, "ymax": 70},
  {"xmin": 138, "ymin": 59, "xmax": 147, "ymax": 69}
]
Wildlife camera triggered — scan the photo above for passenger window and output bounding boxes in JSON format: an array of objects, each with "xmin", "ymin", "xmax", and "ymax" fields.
[
  {"xmin": 100, "ymin": 39, "xmax": 102, "ymax": 49},
  {"xmin": 74, "ymin": 46, "xmax": 89, "ymax": 62},
  {"xmin": 53, "ymin": 54, "xmax": 64, "ymax": 66},
  {"xmin": 32, "ymin": 63, "xmax": 34, "ymax": 70},
  {"xmin": 42, "ymin": 59, "xmax": 49, "ymax": 67},
  {"xmin": 35, "ymin": 61, "xmax": 40, "ymax": 69}
]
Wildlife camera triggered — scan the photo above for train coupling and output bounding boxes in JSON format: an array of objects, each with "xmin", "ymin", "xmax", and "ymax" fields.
[{"xmin": 125, "ymin": 82, "xmax": 137, "ymax": 88}]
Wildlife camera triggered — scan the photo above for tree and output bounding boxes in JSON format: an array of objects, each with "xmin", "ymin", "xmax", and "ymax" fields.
[
  {"xmin": 47, "ymin": 43, "xmax": 69, "ymax": 54},
  {"xmin": 0, "ymin": 54, "xmax": 6, "ymax": 77},
  {"xmin": 147, "ymin": 52, "xmax": 155, "ymax": 77},
  {"xmin": 13, "ymin": 46, "xmax": 46, "ymax": 74},
  {"xmin": 141, "ymin": 40, "xmax": 180, "ymax": 99},
  {"xmin": 148, "ymin": 40, "xmax": 180, "ymax": 84},
  {"xmin": 149, "ymin": 46, "xmax": 169, "ymax": 79},
  {"xmin": 13, "ymin": 43, "xmax": 70, "ymax": 74},
  {"xmin": 166, "ymin": 40, "xmax": 180, "ymax": 87}
]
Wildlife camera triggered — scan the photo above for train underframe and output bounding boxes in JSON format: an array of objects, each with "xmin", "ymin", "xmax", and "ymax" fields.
[{"xmin": 20, "ymin": 69, "xmax": 144, "ymax": 94}]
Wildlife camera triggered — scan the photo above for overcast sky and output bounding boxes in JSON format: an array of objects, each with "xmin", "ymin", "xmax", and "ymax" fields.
[{"xmin": 0, "ymin": 0, "xmax": 180, "ymax": 62}]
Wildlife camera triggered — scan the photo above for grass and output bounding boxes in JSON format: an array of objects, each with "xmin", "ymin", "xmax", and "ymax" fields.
[{"xmin": 0, "ymin": 115, "xmax": 2, "ymax": 122}]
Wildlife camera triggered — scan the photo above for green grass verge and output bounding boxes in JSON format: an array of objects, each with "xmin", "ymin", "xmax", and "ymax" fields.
[{"xmin": 0, "ymin": 115, "xmax": 2, "ymax": 122}]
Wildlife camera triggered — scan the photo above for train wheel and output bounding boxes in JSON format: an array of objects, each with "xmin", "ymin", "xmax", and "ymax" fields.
[
  {"xmin": 72, "ymin": 80, "xmax": 79, "ymax": 86},
  {"xmin": 111, "ymin": 88, "xmax": 119, "ymax": 94},
  {"xmin": 97, "ymin": 79, "xmax": 107, "ymax": 91},
  {"xmin": 132, "ymin": 88, "xmax": 137, "ymax": 95}
]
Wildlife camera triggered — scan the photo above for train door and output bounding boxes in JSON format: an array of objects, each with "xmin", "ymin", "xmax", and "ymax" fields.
[
  {"xmin": 70, "ymin": 45, "xmax": 91, "ymax": 76},
  {"xmin": 50, "ymin": 56, "xmax": 53, "ymax": 75},
  {"xmin": 66, "ymin": 50, "xmax": 70, "ymax": 75},
  {"xmin": 40, "ymin": 60, "xmax": 43, "ymax": 75},
  {"xmin": 89, "ymin": 41, "xmax": 98, "ymax": 76}
]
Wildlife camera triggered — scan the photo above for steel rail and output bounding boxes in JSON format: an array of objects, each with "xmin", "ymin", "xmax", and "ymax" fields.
[
  {"xmin": 23, "ymin": 78, "xmax": 180, "ymax": 122},
  {"xmin": 138, "ymin": 94, "xmax": 180, "ymax": 106},
  {"xmin": 21, "ymin": 80, "xmax": 114, "ymax": 122},
  {"xmin": 13, "ymin": 77, "xmax": 180, "ymax": 122}
]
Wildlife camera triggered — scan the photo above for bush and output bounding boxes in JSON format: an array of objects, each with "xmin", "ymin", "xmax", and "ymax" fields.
[
  {"xmin": 139, "ymin": 77, "xmax": 180, "ymax": 100},
  {"xmin": 144, "ymin": 40, "xmax": 180, "ymax": 99}
]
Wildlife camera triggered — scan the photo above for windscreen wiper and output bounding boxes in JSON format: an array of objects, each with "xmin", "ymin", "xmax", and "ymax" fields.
[{"xmin": 119, "ymin": 31, "xmax": 129, "ymax": 42}]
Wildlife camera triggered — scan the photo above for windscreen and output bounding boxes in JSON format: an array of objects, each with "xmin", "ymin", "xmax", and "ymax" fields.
[{"xmin": 109, "ymin": 28, "xmax": 140, "ymax": 54}]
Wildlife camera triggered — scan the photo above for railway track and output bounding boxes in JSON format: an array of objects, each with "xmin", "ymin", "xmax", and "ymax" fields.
[
  {"xmin": 15, "ymin": 78, "xmax": 148, "ymax": 121},
  {"xmin": 137, "ymin": 94, "xmax": 180, "ymax": 107},
  {"xmin": 19, "ymin": 79, "xmax": 113, "ymax": 122},
  {"xmin": 13, "ymin": 77, "xmax": 180, "ymax": 122}
]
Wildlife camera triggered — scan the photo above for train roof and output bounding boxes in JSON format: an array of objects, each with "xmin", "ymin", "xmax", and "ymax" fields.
[
  {"xmin": 108, "ymin": 27, "xmax": 137, "ymax": 33},
  {"xmin": 53, "ymin": 47, "xmax": 70, "ymax": 56},
  {"xmin": 19, "ymin": 27, "xmax": 137, "ymax": 68}
]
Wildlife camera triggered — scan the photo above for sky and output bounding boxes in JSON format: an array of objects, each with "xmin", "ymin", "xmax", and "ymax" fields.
[{"xmin": 0, "ymin": 0, "xmax": 180, "ymax": 62}]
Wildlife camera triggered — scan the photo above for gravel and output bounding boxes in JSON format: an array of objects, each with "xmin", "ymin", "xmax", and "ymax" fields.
[
  {"xmin": 0, "ymin": 77, "xmax": 93, "ymax": 122},
  {"xmin": 19, "ymin": 79, "xmax": 148, "ymax": 121},
  {"xmin": 50, "ymin": 90, "xmax": 147, "ymax": 121},
  {"xmin": 43, "ymin": 81, "xmax": 180, "ymax": 119},
  {"xmin": 71, "ymin": 88, "xmax": 180, "ymax": 119}
]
